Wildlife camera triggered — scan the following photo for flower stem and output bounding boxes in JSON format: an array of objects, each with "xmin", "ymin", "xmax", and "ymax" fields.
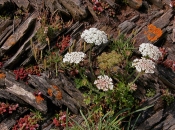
[
  {"xmin": 68, "ymin": 46, "xmax": 71, "ymax": 53},
  {"xmin": 131, "ymin": 71, "xmax": 143, "ymax": 84},
  {"xmin": 71, "ymin": 39, "xmax": 76, "ymax": 52},
  {"xmin": 89, "ymin": 45, "xmax": 95, "ymax": 80},
  {"xmin": 55, "ymin": 62, "xmax": 58, "ymax": 77},
  {"xmin": 83, "ymin": 42, "xmax": 86, "ymax": 52}
]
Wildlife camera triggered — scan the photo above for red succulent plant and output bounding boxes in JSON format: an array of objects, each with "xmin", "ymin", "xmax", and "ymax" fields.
[
  {"xmin": 12, "ymin": 112, "xmax": 41, "ymax": 130},
  {"xmin": 162, "ymin": 59, "xmax": 175, "ymax": 71},
  {"xmin": 159, "ymin": 47, "xmax": 168, "ymax": 60},
  {"xmin": 52, "ymin": 111, "xmax": 73, "ymax": 128},
  {"xmin": 56, "ymin": 35, "xmax": 70, "ymax": 53},
  {"xmin": 13, "ymin": 66, "xmax": 41, "ymax": 81},
  {"xmin": 92, "ymin": 0, "xmax": 104, "ymax": 13},
  {"xmin": 0, "ymin": 102, "xmax": 18, "ymax": 115}
]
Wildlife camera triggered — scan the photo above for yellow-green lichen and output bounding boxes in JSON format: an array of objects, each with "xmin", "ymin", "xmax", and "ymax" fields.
[{"xmin": 97, "ymin": 50, "xmax": 123, "ymax": 70}]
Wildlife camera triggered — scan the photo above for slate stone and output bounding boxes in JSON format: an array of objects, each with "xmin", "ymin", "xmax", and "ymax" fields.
[
  {"xmin": 136, "ymin": 109, "xmax": 164, "ymax": 130},
  {"xmin": 134, "ymin": 9, "xmax": 173, "ymax": 47},
  {"xmin": 153, "ymin": 9, "xmax": 174, "ymax": 29},
  {"xmin": 0, "ymin": 0, "xmax": 10, "ymax": 5},
  {"xmin": 118, "ymin": 20, "xmax": 136, "ymax": 34},
  {"xmin": 148, "ymin": 0, "xmax": 164, "ymax": 8},
  {"xmin": 12, "ymin": 0, "xmax": 29, "ymax": 8},
  {"xmin": 127, "ymin": 0, "xmax": 143, "ymax": 9},
  {"xmin": 162, "ymin": 114, "xmax": 175, "ymax": 130}
]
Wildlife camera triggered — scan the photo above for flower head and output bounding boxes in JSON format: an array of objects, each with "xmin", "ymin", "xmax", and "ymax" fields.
[
  {"xmin": 139, "ymin": 43, "xmax": 162, "ymax": 61},
  {"xmin": 63, "ymin": 52, "xmax": 86, "ymax": 64},
  {"xmin": 128, "ymin": 83, "xmax": 137, "ymax": 91},
  {"xmin": 132, "ymin": 57, "xmax": 155, "ymax": 73},
  {"xmin": 81, "ymin": 28, "xmax": 108, "ymax": 45},
  {"xmin": 94, "ymin": 75, "xmax": 113, "ymax": 91}
]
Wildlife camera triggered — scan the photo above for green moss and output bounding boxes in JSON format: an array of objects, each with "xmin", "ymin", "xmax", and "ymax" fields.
[
  {"xmin": 146, "ymin": 89, "xmax": 156, "ymax": 97},
  {"xmin": 47, "ymin": 25, "xmax": 61, "ymax": 39},
  {"xmin": 162, "ymin": 90, "xmax": 174, "ymax": 106}
]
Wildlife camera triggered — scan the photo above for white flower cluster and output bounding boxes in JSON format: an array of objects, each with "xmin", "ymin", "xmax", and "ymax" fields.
[
  {"xmin": 63, "ymin": 52, "xmax": 86, "ymax": 64},
  {"xmin": 132, "ymin": 57, "xmax": 155, "ymax": 73},
  {"xmin": 81, "ymin": 28, "xmax": 108, "ymax": 45},
  {"xmin": 94, "ymin": 75, "xmax": 113, "ymax": 91},
  {"xmin": 139, "ymin": 43, "xmax": 162, "ymax": 61}
]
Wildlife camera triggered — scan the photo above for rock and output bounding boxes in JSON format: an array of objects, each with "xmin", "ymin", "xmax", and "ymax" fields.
[
  {"xmin": 164, "ymin": 0, "xmax": 172, "ymax": 6},
  {"xmin": 0, "ymin": 18, "xmax": 21, "ymax": 47},
  {"xmin": 72, "ymin": 0, "xmax": 81, "ymax": 6},
  {"xmin": 5, "ymin": 71, "xmax": 48, "ymax": 113},
  {"xmin": 134, "ymin": 9, "xmax": 173, "ymax": 47},
  {"xmin": 142, "ymin": 0, "xmax": 150, "ymax": 9},
  {"xmin": 166, "ymin": 43, "xmax": 175, "ymax": 60},
  {"xmin": 148, "ymin": 10, "xmax": 164, "ymax": 23},
  {"xmin": 28, "ymin": 72, "xmax": 85, "ymax": 114},
  {"xmin": 118, "ymin": 20, "xmax": 136, "ymax": 34},
  {"xmin": 154, "ymin": 101, "xmax": 175, "ymax": 129},
  {"xmin": 87, "ymin": 6, "xmax": 99, "ymax": 22},
  {"xmin": 0, "ymin": 123, "xmax": 8, "ymax": 130},
  {"xmin": 157, "ymin": 64, "xmax": 175, "ymax": 90},
  {"xmin": 166, "ymin": 25, "xmax": 173, "ymax": 34},
  {"xmin": 136, "ymin": 109, "xmax": 164, "ymax": 130},
  {"xmin": 12, "ymin": 0, "xmax": 29, "ymax": 8},
  {"xmin": 58, "ymin": 0, "xmax": 87, "ymax": 21},
  {"xmin": 69, "ymin": 22, "xmax": 84, "ymax": 38},
  {"xmin": 127, "ymin": 0, "xmax": 142, "ymax": 9},
  {"xmin": 169, "ymin": 125, "xmax": 175, "ymax": 130},
  {"xmin": 3, "ymin": 20, "xmax": 41, "ymax": 69},
  {"xmin": 147, "ymin": 0, "xmax": 164, "ymax": 8},
  {"xmin": 153, "ymin": 9, "xmax": 173, "ymax": 29},
  {"xmin": 19, "ymin": 41, "xmax": 47, "ymax": 67},
  {"xmin": 153, "ymin": 122, "xmax": 164, "ymax": 130},
  {"xmin": 117, "ymin": 15, "xmax": 139, "ymax": 35},
  {"xmin": 28, "ymin": 0, "xmax": 44, "ymax": 9},
  {"xmin": 104, "ymin": 0, "xmax": 116, "ymax": 7},
  {"xmin": 65, "ymin": 21, "xmax": 81, "ymax": 35},
  {"xmin": 44, "ymin": 0, "xmax": 70, "ymax": 16},
  {"xmin": 0, "ymin": 19, "xmax": 12, "ymax": 35},
  {"xmin": 153, "ymin": 97, "xmax": 165, "ymax": 111},
  {"xmin": 0, "ymin": 0, "xmax": 10, "ymax": 5},
  {"xmin": 130, "ymin": 15, "xmax": 140, "ymax": 22},
  {"xmin": 172, "ymin": 20, "xmax": 175, "ymax": 43},
  {"xmin": 0, "ymin": 0, "xmax": 175, "ymax": 128},
  {"xmin": 0, "ymin": 89, "xmax": 26, "ymax": 105},
  {"xmin": 162, "ymin": 114, "xmax": 175, "ymax": 130},
  {"xmin": 0, "ymin": 11, "xmax": 38, "ymax": 59}
]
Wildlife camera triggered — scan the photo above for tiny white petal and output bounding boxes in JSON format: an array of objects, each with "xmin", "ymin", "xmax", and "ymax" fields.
[
  {"xmin": 63, "ymin": 52, "xmax": 86, "ymax": 64},
  {"xmin": 139, "ymin": 43, "xmax": 162, "ymax": 61},
  {"xmin": 132, "ymin": 57, "xmax": 155, "ymax": 73},
  {"xmin": 81, "ymin": 28, "xmax": 108, "ymax": 45},
  {"xmin": 94, "ymin": 75, "xmax": 114, "ymax": 91}
]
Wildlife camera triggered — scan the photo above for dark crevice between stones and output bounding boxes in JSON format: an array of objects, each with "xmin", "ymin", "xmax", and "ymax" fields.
[{"xmin": 0, "ymin": 2, "xmax": 17, "ymax": 17}]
